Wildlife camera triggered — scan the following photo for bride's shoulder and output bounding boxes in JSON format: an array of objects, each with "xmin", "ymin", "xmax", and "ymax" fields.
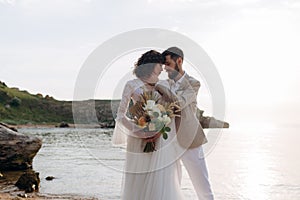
[
  {"xmin": 125, "ymin": 79, "xmax": 142, "ymax": 86},
  {"xmin": 124, "ymin": 79, "xmax": 144, "ymax": 91}
]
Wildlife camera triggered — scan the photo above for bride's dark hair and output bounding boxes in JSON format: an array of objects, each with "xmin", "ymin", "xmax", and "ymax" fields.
[{"xmin": 133, "ymin": 50, "xmax": 164, "ymax": 79}]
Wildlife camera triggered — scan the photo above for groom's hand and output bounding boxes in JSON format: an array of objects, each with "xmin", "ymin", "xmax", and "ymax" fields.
[{"xmin": 154, "ymin": 84, "xmax": 177, "ymax": 102}]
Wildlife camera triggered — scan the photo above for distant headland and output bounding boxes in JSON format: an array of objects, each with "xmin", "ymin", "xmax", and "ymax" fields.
[{"xmin": 0, "ymin": 81, "xmax": 229, "ymax": 128}]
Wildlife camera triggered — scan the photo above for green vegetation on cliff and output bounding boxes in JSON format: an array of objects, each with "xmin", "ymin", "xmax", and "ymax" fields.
[
  {"xmin": 0, "ymin": 81, "xmax": 229, "ymax": 128},
  {"xmin": 0, "ymin": 81, "xmax": 74, "ymax": 125},
  {"xmin": 0, "ymin": 81, "xmax": 118, "ymax": 125}
]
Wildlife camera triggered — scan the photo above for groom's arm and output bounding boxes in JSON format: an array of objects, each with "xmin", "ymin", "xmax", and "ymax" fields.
[
  {"xmin": 177, "ymin": 78, "xmax": 200, "ymax": 110},
  {"xmin": 155, "ymin": 78, "xmax": 200, "ymax": 110}
]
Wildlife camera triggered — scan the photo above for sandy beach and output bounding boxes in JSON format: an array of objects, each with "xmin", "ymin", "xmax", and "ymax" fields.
[
  {"xmin": 0, "ymin": 192, "xmax": 97, "ymax": 200},
  {"xmin": 14, "ymin": 124, "xmax": 103, "ymax": 129},
  {"xmin": 0, "ymin": 169, "xmax": 98, "ymax": 200},
  {"xmin": 0, "ymin": 193, "xmax": 93, "ymax": 200}
]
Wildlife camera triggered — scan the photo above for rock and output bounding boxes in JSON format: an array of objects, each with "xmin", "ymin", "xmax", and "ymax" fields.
[
  {"xmin": 45, "ymin": 176, "xmax": 55, "ymax": 181},
  {"xmin": 0, "ymin": 124, "xmax": 42, "ymax": 171},
  {"xmin": 200, "ymin": 116, "xmax": 230, "ymax": 129},
  {"xmin": 15, "ymin": 171, "xmax": 40, "ymax": 193},
  {"xmin": 17, "ymin": 193, "xmax": 28, "ymax": 198},
  {"xmin": 45, "ymin": 95, "xmax": 54, "ymax": 100},
  {"xmin": 197, "ymin": 108, "xmax": 230, "ymax": 129},
  {"xmin": 0, "ymin": 81, "xmax": 7, "ymax": 87},
  {"xmin": 99, "ymin": 121, "xmax": 115, "ymax": 128},
  {"xmin": 0, "ymin": 122, "xmax": 18, "ymax": 132},
  {"xmin": 57, "ymin": 122, "xmax": 69, "ymax": 128},
  {"xmin": 36, "ymin": 93, "xmax": 43, "ymax": 98}
]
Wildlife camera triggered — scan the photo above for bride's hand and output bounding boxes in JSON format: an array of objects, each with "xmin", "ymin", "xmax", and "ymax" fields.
[
  {"xmin": 133, "ymin": 128, "xmax": 159, "ymax": 139},
  {"xmin": 144, "ymin": 132, "xmax": 161, "ymax": 142}
]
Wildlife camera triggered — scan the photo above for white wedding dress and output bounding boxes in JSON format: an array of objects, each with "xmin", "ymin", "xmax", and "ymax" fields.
[{"xmin": 112, "ymin": 79, "xmax": 185, "ymax": 200}]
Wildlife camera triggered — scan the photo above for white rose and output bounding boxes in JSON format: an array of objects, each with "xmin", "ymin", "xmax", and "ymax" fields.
[
  {"xmin": 157, "ymin": 116, "xmax": 163, "ymax": 122},
  {"xmin": 146, "ymin": 100, "xmax": 155, "ymax": 110},
  {"xmin": 152, "ymin": 106, "xmax": 161, "ymax": 116},
  {"xmin": 162, "ymin": 115, "xmax": 171, "ymax": 125},
  {"xmin": 148, "ymin": 123, "xmax": 156, "ymax": 131}
]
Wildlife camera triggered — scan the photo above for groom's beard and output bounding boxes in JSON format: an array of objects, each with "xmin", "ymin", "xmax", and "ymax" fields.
[{"xmin": 168, "ymin": 63, "xmax": 180, "ymax": 80}]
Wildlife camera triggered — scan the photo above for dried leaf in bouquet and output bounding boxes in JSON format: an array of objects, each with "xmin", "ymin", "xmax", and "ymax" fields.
[
  {"xmin": 128, "ymin": 87, "xmax": 181, "ymax": 153},
  {"xmin": 129, "ymin": 101, "xmax": 145, "ymax": 122},
  {"xmin": 140, "ymin": 90, "xmax": 160, "ymax": 103},
  {"xmin": 165, "ymin": 102, "xmax": 181, "ymax": 118}
]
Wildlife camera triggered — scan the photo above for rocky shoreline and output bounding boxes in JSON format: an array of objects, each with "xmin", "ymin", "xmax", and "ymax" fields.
[
  {"xmin": 0, "ymin": 124, "xmax": 98, "ymax": 200},
  {"xmin": 0, "ymin": 168, "xmax": 98, "ymax": 199},
  {"xmin": 13, "ymin": 123, "xmax": 103, "ymax": 129},
  {"xmin": 0, "ymin": 191, "xmax": 98, "ymax": 200},
  {"xmin": 0, "ymin": 188, "xmax": 98, "ymax": 200}
]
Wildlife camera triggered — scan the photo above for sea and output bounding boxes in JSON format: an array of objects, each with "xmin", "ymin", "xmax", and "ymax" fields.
[{"xmin": 19, "ymin": 120, "xmax": 300, "ymax": 200}]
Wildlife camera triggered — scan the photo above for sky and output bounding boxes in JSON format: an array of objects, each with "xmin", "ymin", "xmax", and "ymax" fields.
[{"xmin": 0, "ymin": 0, "xmax": 299, "ymax": 125}]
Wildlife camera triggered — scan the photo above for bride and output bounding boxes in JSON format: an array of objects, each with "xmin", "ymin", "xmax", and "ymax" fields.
[{"xmin": 112, "ymin": 50, "xmax": 185, "ymax": 200}]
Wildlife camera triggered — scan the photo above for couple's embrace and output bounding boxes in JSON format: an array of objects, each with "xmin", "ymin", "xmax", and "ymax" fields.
[{"xmin": 112, "ymin": 47, "xmax": 214, "ymax": 200}]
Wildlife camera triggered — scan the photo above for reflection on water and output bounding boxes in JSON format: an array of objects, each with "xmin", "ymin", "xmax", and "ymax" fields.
[
  {"xmin": 18, "ymin": 126, "xmax": 300, "ymax": 200},
  {"xmin": 206, "ymin": 127, "xmax": 300, "ymax": 200}
]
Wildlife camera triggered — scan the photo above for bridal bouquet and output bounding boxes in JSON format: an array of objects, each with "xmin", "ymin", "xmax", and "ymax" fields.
[{"xmin": 129, "ymin": 91, "xmax": 180, "ymax": 152}]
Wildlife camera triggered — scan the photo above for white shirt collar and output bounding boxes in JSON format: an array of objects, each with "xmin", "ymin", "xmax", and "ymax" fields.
[{"xmin": 175, "ymin": 71, "xmax": 186, "ymax": 85}]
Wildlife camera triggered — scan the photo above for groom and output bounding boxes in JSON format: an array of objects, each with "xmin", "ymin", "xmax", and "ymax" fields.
[{"xmin": 155, "ymin": 47, "xmax": 214, "ymax": 200}]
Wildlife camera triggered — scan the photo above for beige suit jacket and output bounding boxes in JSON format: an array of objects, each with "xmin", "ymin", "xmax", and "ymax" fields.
[{"xmin": 156, "ymin": 74, "xmax": 208, "ymax": 149}]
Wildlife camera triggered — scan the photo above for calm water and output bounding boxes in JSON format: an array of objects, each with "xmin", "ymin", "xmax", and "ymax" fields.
[{"xmin": 19, "ymin": 124, "xmax": 300, "ymax": 200}]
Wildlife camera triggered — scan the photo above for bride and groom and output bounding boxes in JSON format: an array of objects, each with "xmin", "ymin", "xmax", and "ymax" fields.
[{"xmin": 112, "ymin": 47, "xmax": 214, "ymax": 200}]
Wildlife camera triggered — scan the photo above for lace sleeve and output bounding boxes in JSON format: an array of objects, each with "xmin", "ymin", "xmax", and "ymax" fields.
[
  {"xmin": 112, "ymin": 81, "xmax": 132, "ymax": 146},
  {"xmin": 112, "ymin": 81, "xmax": 148, "ymax": 146}
]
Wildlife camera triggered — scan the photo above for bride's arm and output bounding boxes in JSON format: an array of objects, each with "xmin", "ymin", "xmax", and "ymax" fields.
[{"xmin": 116, "ymin": 81, "xmax": 153, "ymax": 139}]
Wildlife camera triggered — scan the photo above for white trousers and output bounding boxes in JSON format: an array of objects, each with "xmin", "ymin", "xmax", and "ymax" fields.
[{"xmin": 181, "ymin": 146, "xmax": 214, "ymax": 200}]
